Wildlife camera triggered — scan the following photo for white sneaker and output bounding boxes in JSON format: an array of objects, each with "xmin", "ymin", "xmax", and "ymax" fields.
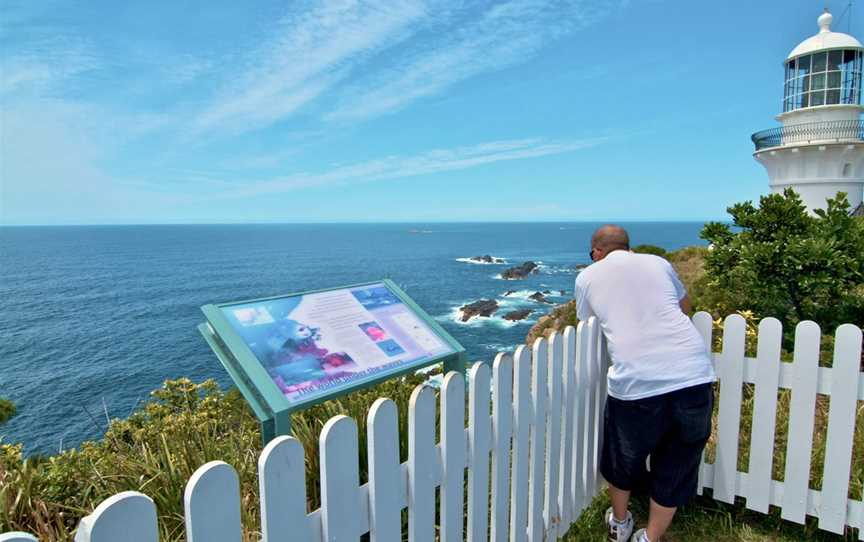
[
  {"xmin": 630, "ymin": 528, "xmax": 650, "ymax": 542},
  {"xmin": 605, "ymin": 507, "xmax": 634, "ymax": 542}
]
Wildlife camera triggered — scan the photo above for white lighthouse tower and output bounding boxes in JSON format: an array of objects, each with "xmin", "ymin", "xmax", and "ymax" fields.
[{"xmin": 752, "ymin": 10, "xmax": 864, "ymax": 214}]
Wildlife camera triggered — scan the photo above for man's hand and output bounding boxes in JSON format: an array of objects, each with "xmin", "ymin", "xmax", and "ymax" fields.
[{"xmin": 679, "ymin": 295, "xmax": 692, "ymax": 315}]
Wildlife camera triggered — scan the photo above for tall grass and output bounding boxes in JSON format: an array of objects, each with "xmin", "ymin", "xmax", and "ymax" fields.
[{"xmin": 0, "ymin": 375, "xmax": 429, "ymax": 541}]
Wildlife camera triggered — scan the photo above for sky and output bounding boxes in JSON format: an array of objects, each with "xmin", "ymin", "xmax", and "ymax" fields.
[{"xmin": 0, "ymin": 0, "xmax": 859, "ymax": 224}]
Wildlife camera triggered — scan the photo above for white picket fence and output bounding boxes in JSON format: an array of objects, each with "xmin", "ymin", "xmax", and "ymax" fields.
[
  {"xmin": 1, "ymin": 313, "xmax": 862, "ymax": 542},
  {"xmin": 693, "ymin": 313, "xmax": 864, "ymax": 539}
]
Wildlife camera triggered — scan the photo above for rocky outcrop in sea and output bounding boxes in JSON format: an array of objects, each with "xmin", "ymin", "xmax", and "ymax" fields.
[
  {"xmin": 469, "ymin": 255, "xmax": 505, "ymax": 264},
  {"xmin": 459, "ymin": 299, "xmax": 499, "ymax": 322},
  {"xmin": 500, "ymin": 261, "xmax": 539, "ymax": 280},
  {"xmin": 503, "ymin": 309, "xmax": 533, "ymax": 321}
]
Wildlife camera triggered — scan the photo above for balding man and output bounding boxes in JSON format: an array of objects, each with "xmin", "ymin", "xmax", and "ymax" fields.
[{"xmin": 574, "ymin": 225, "xmax": 716, "ymax": 542}]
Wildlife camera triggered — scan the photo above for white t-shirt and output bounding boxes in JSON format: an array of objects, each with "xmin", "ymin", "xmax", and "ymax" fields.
[{"xmin": 574, "ymin": 250, "xmax": 716, "ymax": 400}]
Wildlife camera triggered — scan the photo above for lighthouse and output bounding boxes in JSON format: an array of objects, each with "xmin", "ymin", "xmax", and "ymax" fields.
[{"xmin": 751, "ymin": 10, "xmax": 864, "ymax": 215}]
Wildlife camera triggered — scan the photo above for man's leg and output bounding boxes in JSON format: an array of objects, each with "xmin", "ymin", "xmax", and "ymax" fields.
[
  {"xmin": 608, "ymin": 484, "xmax": 631, "ymax": 522},
  {"xmin": 647, "ymin": 383, "xmax": 714, "ymax": 541},
  {"xmin": 645, "ymin": 499, "xmax": 676, "ymax": 541}
]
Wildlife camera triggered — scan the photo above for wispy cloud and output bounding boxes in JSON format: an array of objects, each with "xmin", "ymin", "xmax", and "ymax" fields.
[
  {"xmin": 0, "ymin": 37, "xmax": 100, "ymax": 96},
  {"xmin": 202, "ymin": 136, "xmax": 607, "ymax": 199},
  {"xmin": 192, "ymin": 0, "xmax": 432, "ymax": 135},
  {"xmin": 326, "ymin": 0, "xmax": 616, "ymax": 121}
]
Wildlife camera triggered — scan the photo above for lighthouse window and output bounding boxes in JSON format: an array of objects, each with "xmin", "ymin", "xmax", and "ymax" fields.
[
  {"xmin": 812, "ymin": 52, "xmax": 827, "ymax": 72},
  {"xmin": 828, "ymin": 50, "xmax": 843, "ymax": 71},
  {"xmin": 795, "ymin": 55, "xmax": 812, "ymax": 77},
  {"xmin": 784, "ymin": 50, "xmax": 862, "ymax": 111},
  {"xmin": 811, "ymin": 73, "xmax": 826, "ymax": 90}
]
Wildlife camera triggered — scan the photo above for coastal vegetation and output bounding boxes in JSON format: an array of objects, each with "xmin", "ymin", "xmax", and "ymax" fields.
[
  {"xmin": 0, "ymin": 399, "xmax": 15, "ymax": 425},
  {"xmin": 0, "ymin": 376, "xmax": 427, "ymax": 540}
]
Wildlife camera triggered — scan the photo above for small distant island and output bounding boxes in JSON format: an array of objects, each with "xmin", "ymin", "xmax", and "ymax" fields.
[
  {"xmin": 468, "ymin": 255, "xmax": 506, "ymax": 264},
  {"xmin": 500, "ymin": 261, "xmax": 539, "ymax": 279}
]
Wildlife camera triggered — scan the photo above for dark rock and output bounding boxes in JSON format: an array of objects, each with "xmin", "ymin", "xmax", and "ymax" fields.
[
  {"xmin": 470, "ymin": 255, "xmax": 505, "ymax": 264},
  {"xmin": 559, "ymin": 290, "xmax": 567, "ymax": 296},
  {"xmin": 503, "ymin": 309, "xmax": 533, "ymax": 321},
  {"xmin": 501, "ymin": 261, "xmax": 539, "ymax": 280},
  {"xmin": 459, "ymin": 299, "xmax": 499, "ymax": 322},
  {"xmin": 503, "ymin": 290, "xmax": 516, "ymax": 297},
  {"xmin": 529, "ymin": 292, "xmax": 552, "ymax": 304},
  {"xmin": 574, "ymin": 263, "xmax": 589, "ymax": 270},
  {"xmin": 542, "ymin": 290, "xmax": 551, "ymax": 294}
]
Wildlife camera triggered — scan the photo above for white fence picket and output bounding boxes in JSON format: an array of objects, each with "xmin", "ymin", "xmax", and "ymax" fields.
[
  {"xmin": 544, "ymin": 332, "xmax": 563, "ymax": 537},
  {"xmin": 528, "ymin": 337, "xmax": 548, "ymax": 542},
  {"xmin": 819, "ymin": 324, "xmax": 863, "ymax": 533},
  {"xmin": 713, "ymin": 314, "xmax": 746, "ymax": 503},
  {"xmin": 491, "ymin": 352, "xmax": 514, "ymax": 542},
  {"xmin": 368, "ymin": 399, "xmax": 402, "ymax": 542},
  {"xmin": 468, "ymin": 362, "xmax": 492, "ymax": 542},
  {"xmin": 595, "ymin": 330, "xmax": 608, "ymax": 486},
  {"xmin": 510, "ymin": 345, "xmax": 532, "ymax": 542},
  {"xmin": 557, "ymin": 326, "xmax": 577, "ymax": 535},
  {"xmin": 258, "ymin": 436, "xmax": 313, "ymax": 542},
  {"xmin": 408, "ymin": 385, "xmax": 436, "ymax": 542},
  {"xmin": 571, "ymin": 321, "xmax": 589, "ymax": 516},
  {"xmin": 184, "ymin": 462, "xmax": 241, "ymax": 542},
  {"xmin": 780, "ymin": 321, "xmax": 821, "ymax": 524},
  {"xmin": 74, "ymin": 491, "xmax": 158, "ymax": 542},
  {"xmin": 320, "ymin": 416, "xmax": 363, "ymax": 542},
  {"xmin": 745, "ymin": 317, "xmax": 783, "ymax": 514},
  {"xmin": 584, "ymin": 318, "xmax": 601, "ymax": 499},
  {"xmin": 692, "ymin": 311, "xmax": 714, "ymax": 496},
  {"xmin": 692, "ymin": 311, "xmax": 714, "ymax": 355},
  {"xmin": 441, "ymin": 372, "xmax": 466, "ymax": 542}
]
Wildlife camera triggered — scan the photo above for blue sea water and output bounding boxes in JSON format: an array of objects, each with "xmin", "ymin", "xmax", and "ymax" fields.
[{"xmin": 0, "ymin": 223, "xmax": 706, "ymax": 455}]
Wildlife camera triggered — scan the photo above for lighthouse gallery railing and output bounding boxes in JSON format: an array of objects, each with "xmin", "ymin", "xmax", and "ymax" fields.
[{"xmin": 751, "ymin": 119, "xmax": 864, "ymax": 151}]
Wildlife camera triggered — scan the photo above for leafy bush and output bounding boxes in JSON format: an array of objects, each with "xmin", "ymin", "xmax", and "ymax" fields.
[
  {"xmin": 0, "ymin": 399, "xmax": 15, "ymax": 425},
  {"xmin": 632, "ymin": 244, "xmax": 668, "ymax": 257},
  {"xmin": 701, "ymin": 189, "xmax": 864, "ymax": 336}
]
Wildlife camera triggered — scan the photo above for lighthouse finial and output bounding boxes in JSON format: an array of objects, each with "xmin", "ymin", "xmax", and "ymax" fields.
[{"xmin": 818, "ymin": 9, "xmax": 833, "ymax": 33}]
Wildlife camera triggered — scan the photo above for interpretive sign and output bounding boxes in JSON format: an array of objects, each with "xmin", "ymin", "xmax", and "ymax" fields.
[{"xmin": 198, "ymin": 279, "xmax": 465, "ymax": 442}]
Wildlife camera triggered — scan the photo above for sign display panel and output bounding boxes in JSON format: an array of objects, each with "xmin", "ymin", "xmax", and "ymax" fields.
[{"xmin": 218, "ymin": 282, "xmax": 457, "ymax": 406}]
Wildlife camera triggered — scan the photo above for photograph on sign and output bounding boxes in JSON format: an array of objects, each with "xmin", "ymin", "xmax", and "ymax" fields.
[{"xmin": 221, "ymin": 282, "xmax": 456, "ymax": 404}]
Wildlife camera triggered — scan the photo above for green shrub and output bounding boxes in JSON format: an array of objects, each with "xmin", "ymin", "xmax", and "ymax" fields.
[
  {"xmin": 632, "ymin": 244, "xmax": 667, "ymax": 257},
  {"xmin": 0, "ymin": 398, "xmax": 15, "ymax": 425},
  {"xmin": 701, "ymin": 189, "xmax": 864, "ymax": 340}
]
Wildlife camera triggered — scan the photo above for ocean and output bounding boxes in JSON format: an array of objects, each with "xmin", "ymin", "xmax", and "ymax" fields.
[{"xmin": 0, "ymin": 223, "xmax": 706, "ymax": 455}]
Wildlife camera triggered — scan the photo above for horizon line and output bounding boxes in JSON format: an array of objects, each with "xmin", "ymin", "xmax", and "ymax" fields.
[{"xmin": 0, "ymin": 219, "xmax": 727, "ymax": 227}]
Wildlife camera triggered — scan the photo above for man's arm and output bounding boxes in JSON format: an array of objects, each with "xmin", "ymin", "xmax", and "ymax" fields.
[
  {"xmin": 663, "ymin": 259, "xmax": 691, "ymax": 314},
  {"xmin": 679, "ymin": 294, "xmax": 692, "ymax": 315},
  {"xmin": 574, "ymin": 276, "xmax": 595, "ymax": 320}
]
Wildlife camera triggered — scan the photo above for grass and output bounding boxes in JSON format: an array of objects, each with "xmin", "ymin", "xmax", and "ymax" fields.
[
  {"xmin": 0, "ymin": 375, "xmax": 429, "ymax": 541},
  {"xmin": 564, "ymin": 491, "xmax": 852, "ymax": 541},
  {"xmin": 0, "ymin": 399, "xmax": 15, "ymax": 425}
]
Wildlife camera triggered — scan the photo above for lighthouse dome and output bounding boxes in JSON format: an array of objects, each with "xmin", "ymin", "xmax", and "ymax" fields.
[{"xmin": 787, "ymin": 11, "xmax": 863, "ymax": 59}]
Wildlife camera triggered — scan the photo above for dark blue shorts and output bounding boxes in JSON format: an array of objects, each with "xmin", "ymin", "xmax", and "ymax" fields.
[{"xmin": 600, "ymin": 383, "xmax": 714, "ymax": 507}]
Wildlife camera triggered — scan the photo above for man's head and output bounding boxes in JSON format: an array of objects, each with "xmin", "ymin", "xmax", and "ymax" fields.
[{"xmin": 590, "ymin": 224, "xmax": 630, "ymax": 262}]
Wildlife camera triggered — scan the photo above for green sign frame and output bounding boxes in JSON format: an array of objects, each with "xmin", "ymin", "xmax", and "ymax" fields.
[{"xmin": 198, "ymin": 279, "xmax": 465, "ymax": 443}]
